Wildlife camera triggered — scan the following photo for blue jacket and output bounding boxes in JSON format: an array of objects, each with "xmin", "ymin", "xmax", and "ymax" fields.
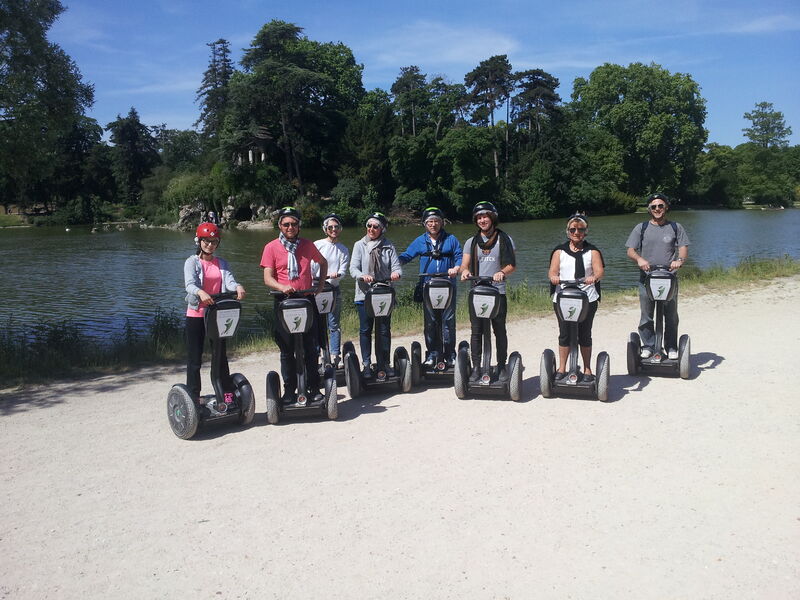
[{"xmin": 399, "ymin": 232, "xmax": 463, "ymax": 280}]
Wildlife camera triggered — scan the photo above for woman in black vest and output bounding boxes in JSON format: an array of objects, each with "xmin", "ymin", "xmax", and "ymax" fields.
[{"xmin": 547, "ymin": 214, "xmax": 604, "ymax": 381}]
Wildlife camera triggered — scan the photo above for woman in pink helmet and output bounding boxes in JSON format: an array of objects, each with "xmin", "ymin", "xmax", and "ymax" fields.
[{"xmin": 183, "ymin": 222, "xmax": 246, "ymax": 400}]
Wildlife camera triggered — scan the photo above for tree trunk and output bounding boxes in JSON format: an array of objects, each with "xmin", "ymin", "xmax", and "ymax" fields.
[{"xmin": 280, "ymin": 111, "xmax": 294, "ymax": 181}]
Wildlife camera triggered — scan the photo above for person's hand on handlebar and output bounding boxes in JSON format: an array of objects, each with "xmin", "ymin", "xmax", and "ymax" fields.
[
  {"xmin": 548, "ymin": 274, "xmax": 560, "ymax": 285},
  {"xmin": 637, "ymin": 257, "xmax": 651, "ymax": 271},
  {"xmin": 235, "ymin": 285, "xmax": 246, "ymax": 301},
  {"xmin": 361, "ymin": 274, "xmax": 374, "ymax": 283},
  {"xmin": 280, "ymin": 283, "xmax": 296, "ymax": 294},
  {"xmin": 198, "ymin": 290, "xmax": 214, "ymax": 306},
  {"xmin": 460, "ymin": 270, "xmax": 472, "ymax": 281},
  {"xmin": 447, "ymin": 266, "xmax": 460, "ymax": 277},
  {"xmin": 492, "ymin": 271, "xmax": 506, "ymax": 282},
  {"xmin": 390, "ymin": 271, "xmax": 401, "ymax": 281},
  {"xmin": 669, "ymin": 259, "xmax": 683, "ymax": 271}
]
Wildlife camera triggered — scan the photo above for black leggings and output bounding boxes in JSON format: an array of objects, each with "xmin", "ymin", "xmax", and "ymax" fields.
[
  {"xmin": 554, "ymin": 300, "xmax": 598, "ymax": 347},
  {"xmin": 186, "ymin": 316, "xmax": 230, "ymax": 399},
  {"xmin": 470, "ymin": 295, "xmax": 508, "ymax": 366}
]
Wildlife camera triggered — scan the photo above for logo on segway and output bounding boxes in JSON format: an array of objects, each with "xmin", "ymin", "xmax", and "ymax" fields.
[
  {"xmin": 479, "ymin": 303, "xmax": 489, "ymax": 316},
  {"xmin": 567, "ymin": 307, "xmax": 576, "ymax": 319},
  {"xmin": 378, "ymin": 301, "xmax": 387, "ymax": 314},
  {"xmin": 656, "ymin": 285, "xmax": 665, "ymax": 299},
  {"xmin": 434, "ymin": 294, "xmax": 444, "ymax": 307},
  {"xmin": 223, "ymin": 318, "xmax": 234, "ymax": 334},
  {"xmin": 292, "ymin": 315, "xmax": 303, "ymax": 331},
  {"xmin": 322, "ymin": 298, "xmax": 329, "ymax": 311}
]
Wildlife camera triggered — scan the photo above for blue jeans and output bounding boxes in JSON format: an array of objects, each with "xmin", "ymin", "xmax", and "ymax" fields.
[
  {"xmin": 356, "ymin": 301, "xmax": 391, "ymax": 369},
  {"xmin": 325, "ymin": 286, "xmax": 342, "ymax": 356},
  {"xmin": 638, "ymin": 281, "xmax": 679, "ymax": 351}
]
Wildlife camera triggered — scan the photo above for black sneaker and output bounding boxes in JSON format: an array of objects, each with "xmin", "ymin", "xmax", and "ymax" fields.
[
  {"xmin": 554, "ymin": 371, "xmax": 566, "ymax": 381},
  {"xmin": 469, "ymin": 367, "xmax": 480, "ymax": 382},
  {"xmin": 280, "ymin": 390, "xmax": 296, "ymax": 404},
  {"xmin": 361, "ymin": 364, "xmax": 373, "ymax": 379},
  {"xmin": 497, "ymin": 365, "xmax": 508, "ymax": 381}
]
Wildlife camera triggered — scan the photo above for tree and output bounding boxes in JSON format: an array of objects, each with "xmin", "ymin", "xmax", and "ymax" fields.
[
  {"xmin": 0, "ymin": 0, "xmax": 94, "ymax": 207},
  {"xmin": 742, "ymin": 102, "xmax": 792, "ymax": 148},
  {"xmin": 106, "ymin": 108, "xmax": 160, "ymax": 205},
  {"xmin": 571, "ymin": 62, "xmax": 707, "ymax": 197},
  {"xmin": 195, "ymin": 39, "xmax": 235, "ymax": 141},
  {"xmin": 390, "ymin": 66, "xmax": 428, "ymax": 137},
  {"xmin": 512, "ymin": 69, "xmax": 561, "ymax": 147}
]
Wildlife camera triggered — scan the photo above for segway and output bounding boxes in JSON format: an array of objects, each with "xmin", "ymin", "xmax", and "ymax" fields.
[
  {"xmin": 540, "ymin": 281, "xmax": 610, "ymax": 401},
  {"xmin": 626, "ymin": 265, "xmax": 691, "ymax": 379},
  {"xmin": 167, "ymin": 292, "xmax": 256, "ymax": 439},
  {"xmin": 410, "ymin": 273, "xmax": 456, "ymax": 385},
  {"xmin": 313, "ymin": 282, "xmax": 346, "ymax": 386},
  {"xmin": 265, "ymin": 289, "xmax": 338, "ymax": 424},
  {"xmin": 342, "ymin": 281, "xmax": 412, "ymax": 398},
  {"xmin": 453, "ymin": 277, "xmax": 523, "ymax": 401}
]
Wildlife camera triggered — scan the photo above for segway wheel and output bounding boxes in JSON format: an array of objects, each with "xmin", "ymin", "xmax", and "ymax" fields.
[
  {"xmin": 540, "ymin": 349, "xmax": 556, "ymax": 399},
  {"xmin": 678, "ymin": 334, "xmax": 691, "ymax": 380},
  {"xmin": 232, "ymin": 373, "xmax": 255, "ymax": 426},
  {"xmin": 393, "ymin": 347, "xmax": 412, "ymax": 393},
  {"xmin": 325, "ymin": 375, "xmax": 338, "ymax": 420},
  {"xmin": 454, "ymin": 346, "xmax": 470, "ymax": 399},
  {"xmin": 167, "ymin": 385, "xmax": 199, "ymax": 440},
  {"xmin": 596, "ymin": 352, "xmax": 610, "ymax": 402},
  {"xmin": 344, "ymin": 351, "xmax": 361, "ymax": 399},
  {"xmin": 458, "ymin": 340, "xmax": 469, "ymax": 353},
  {"xmin": 410, "ymin": 341, "xmax": 422, "ymax": 386},
  {"xmin": 265, "ymin": 371, "xmax": 281, "ymax": 425},
  {"xmin": 508, "ymin": 352, "xmax": 523, "ymax": 402},
  {"xmin": 627, "ymin": 332, "xmax": 640, "ymax": 376}
]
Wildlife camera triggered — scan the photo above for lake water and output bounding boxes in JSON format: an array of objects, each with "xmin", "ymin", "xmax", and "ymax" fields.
[{"xmin": 2, "ymin": 209, "xmax": 798, "ymax": 339}]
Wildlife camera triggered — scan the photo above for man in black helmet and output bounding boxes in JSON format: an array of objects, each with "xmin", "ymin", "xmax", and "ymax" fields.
[
  {"xmin": 460, "ymin": 201, "xmax": 516, "ymax": 381},
  {"xmin": 625, "ymin": 193, "xmax": 690, "ymax": 360},
  {"xmin": 399, "ymin": 207, "xmax": 463, "ymax": 366}
]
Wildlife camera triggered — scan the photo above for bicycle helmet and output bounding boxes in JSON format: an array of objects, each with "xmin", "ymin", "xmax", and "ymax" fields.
[
  {"xmin": 322, "ymin": 213, "xmax": 343, "ymax": 232},
  {"xmin": 276, "ymin": 206, "xmax": 302, "ymax": 226},
  {"xmin": 472, "ymin": 201, "xmax": 498, "ymax": 223},
  {"xmin": 647, "ymin": 193, "xmax": 670, "ymax": 208},
  {"xmin": 365, "ymin": 212, "xmax": 388, "ymax": 230},
  {"xmin": 196, "ymin": 222, "xmax": 220, "ymax": 239},
  {"xmin": 422, "ymin": 206, "xmax": 445, "ymax": 224}
]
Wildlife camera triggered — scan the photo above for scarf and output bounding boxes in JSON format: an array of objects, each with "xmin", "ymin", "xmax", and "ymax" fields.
[
  {"xmin": 279, "ymin": 232, "xmax": 300, "ymax": 280},
  {"xmin": 550, "ymin": 240, "xmax": 603, "ymax": 297},
  {"xmin": 362, "ymin": 235, "xmax": 391, "ymax": 281},
  {"xmin": 469, "ymin": 228, "xmax": 515, "ymax": 273}
]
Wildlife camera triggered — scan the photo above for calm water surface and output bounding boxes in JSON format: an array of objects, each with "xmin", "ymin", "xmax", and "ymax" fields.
[{"xmin": 3, "ymin": 209, "xmax": 798, "ymax": 338}]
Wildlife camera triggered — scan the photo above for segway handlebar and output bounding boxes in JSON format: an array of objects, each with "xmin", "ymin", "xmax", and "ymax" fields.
[
  {"xmin": 211, "ymin": 291, "xmax": 239, "ymax": 301},
  {"xmin": 461, "ymin": 275, "xmax": 495, "ymax": 286},
  {"xmin": 269, "ymin": 288, "xmax": 318, "ymax": 297},
  {"xmin": 418, "ymin": 272, "xmax": 451, "ymax": 279},
  {"xmin": 647, "ymin": 264, "xmax": 673, "ymax": 272}
]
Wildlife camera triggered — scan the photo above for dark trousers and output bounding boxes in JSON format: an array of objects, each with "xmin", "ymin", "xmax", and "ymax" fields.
[
  {"xmin": 356, "ymin": 302, "xmax": 391, "ymax": 368},
  {"xmin": 470, "ymin": 295, "xmax": 508, "ymax": 367},
  {"xmin": 274, "ymin": 298, "xmax": 321, "ymax": 394},
  {"xmin": 423, "ymin": 294, "xmax": 456, "ymax": 358},
  {"xmin": 638, "ymin": 282, "xmax": 679, "ymax": 351},
  {"xmin": 186, "ymin": 316, "xmax": 230, "ymax": 399},
  {"xmin": 555, "ymin": 300, "xmax": 598, "ymax": 347}
]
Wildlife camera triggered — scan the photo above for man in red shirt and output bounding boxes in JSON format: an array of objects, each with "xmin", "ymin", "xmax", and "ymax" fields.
[{"xmin": 261, "ymin": 207, "xmax": 328, "ymax": 401}]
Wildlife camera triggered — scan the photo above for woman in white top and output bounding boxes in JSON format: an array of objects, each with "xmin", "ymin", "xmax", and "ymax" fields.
[
  {"xmin": 312, "ymin": 213, "xmax": 350, "ymax": 366},
  {"xmin": 547, "ymin": 214, "xmax": 604, "ymax": 381}
]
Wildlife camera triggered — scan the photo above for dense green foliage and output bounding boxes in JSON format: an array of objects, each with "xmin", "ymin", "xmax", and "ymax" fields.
[{"xmin": 2, "ymin": 12, "xmax": 799, "ymax": 226}]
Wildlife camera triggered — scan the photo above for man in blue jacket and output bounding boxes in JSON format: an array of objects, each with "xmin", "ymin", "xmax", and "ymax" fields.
[{"xmin": 399, "ymin": 207, "xmax": 463, "ymax": 366}]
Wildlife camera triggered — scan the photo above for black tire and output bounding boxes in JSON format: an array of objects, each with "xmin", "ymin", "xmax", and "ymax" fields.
[
  {"xmin": 508, "ymin": 352, "xmax": 523, "ymax": 402},
  {"xmin": 167, "ymin": 385, "xmax": 199, "ymax": 440},
  {"xmin": 265, "ymin": 371, "xmax": 281, "ymax": 425},
  {"xmin": 325, "ymin": 376, "xmax": 338, "ymax": 420},
  {"xmin": 399, "ymin": 357, "xmax": 412, "ymax": 392},
  {"xmin": 344, "ymin": 351, "xmax": 361, "ymax": 399},
  {"xmin": 627, "ymin": 332, "xmax": 640, "ymax": 375},
  {"xmin": 231, "ymin": 373, "xmax": 255, "ymax": 426},
  {"xmin": 540, "ymin": 349, "xmax": 555, "ymax": 399},
  {"xmin": 678, "ymin": 334, "xmax": 691, "ymax": 380},
  {"xmin": 596, "ymin": 352, "xmax": 610, "ymax": 402},
  {"xmin": 342, "ymin": 341, "xmax": 355, "ymax": 358},
  {"xmin": 454, "ymin": 347, "xmax": 470, "ymax": 399},
  {"xmin": 458, "ymin": 340, "xmax": 469, "ymax": 353},
  {"xmin": 411, "ymin": 341, "xmax": 422, "ymax": 386}
]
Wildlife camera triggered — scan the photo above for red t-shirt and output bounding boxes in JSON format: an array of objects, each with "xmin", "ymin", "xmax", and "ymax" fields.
[{"xmin": 260, "ymin": 238, "xmax": 323, "ymax": 290}]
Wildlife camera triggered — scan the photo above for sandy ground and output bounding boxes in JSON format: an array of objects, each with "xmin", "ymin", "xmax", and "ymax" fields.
[{"xmin": 1, "ymin": 277, "xmax": 798, "ymax": 600}]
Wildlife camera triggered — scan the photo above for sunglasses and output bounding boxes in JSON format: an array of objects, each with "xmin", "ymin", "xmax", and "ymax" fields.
[
  {"xmin": 280, "ymin": 221, "xmax": 299, "ymax": 228},
  {"xmin": 200, "ymin": 238, "xmax": 219, "ymax": 244},
  {"xmin": 366, "ymin": 224, "xmax": 382, "ymax": 230},
  {"xmin": 326, "ymin": 224, "xmax": 341, "ymax": 231},
  {"xmin": 649, "ymin": 204, "xmax": 666, "ymax": 210},
  {"xmin": 568, "ymin": 227, "xmax": 587, "ymax": 233}
]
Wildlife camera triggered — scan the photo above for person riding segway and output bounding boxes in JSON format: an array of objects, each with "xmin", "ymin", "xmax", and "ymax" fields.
[
  {"xmin": 455, "ymin": 202, "xmax": 523, "ymax": 401},
  {"xmin": 540, "ymin": 214, "xmax": 610, "ymax": 401},
  {"xmin": 399, "ymin": 207, "xmax": 462, "ymax": 384},
  {"xmin": 343, "ymin": 213, "xmax": 411, "ymax": 397},
  {"xmin": 168, "ymin": 223, "xmax": 254, "ymax": 439},
  {"xmin": 625, "ymin": 193, "xmax": 691, "ymax": 379},
  {"xmin": 261, "ymin": 207, "xmax": 337, "ymax": 422}
]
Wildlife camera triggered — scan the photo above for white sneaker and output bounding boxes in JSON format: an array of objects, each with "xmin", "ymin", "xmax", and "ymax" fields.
[
  {"xmin": 668, "ymin": 349, "xmax": 678, "ymax": 360},
  {"xmin": 640, "ymin": 348, "xmax": 653, "ymax": 359}
]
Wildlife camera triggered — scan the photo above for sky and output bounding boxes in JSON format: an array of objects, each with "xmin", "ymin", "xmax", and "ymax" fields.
[{"xmin": 48, "ymin": 0, "xmax": 800, "ymax": 147}]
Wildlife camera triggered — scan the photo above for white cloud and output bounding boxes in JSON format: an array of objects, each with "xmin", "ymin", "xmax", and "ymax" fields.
[{"xmin": 723, "ymin": 14, "xmax": 800, "ymax": 34}]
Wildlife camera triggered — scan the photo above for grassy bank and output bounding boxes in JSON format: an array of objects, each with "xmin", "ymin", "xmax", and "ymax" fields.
[{"xmin": 2, "ymin": 256, "xmax": 798, "ymax": 385}]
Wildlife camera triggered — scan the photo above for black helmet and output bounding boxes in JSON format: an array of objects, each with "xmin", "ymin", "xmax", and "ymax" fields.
[
  {"xmin": 365, "ymin": 212, "xmax": 388, "ymax": 230},
  {"xmin": 422, "ymin": 206, "xmax": 445, "ymax": 224},
  {"xmin": 322, "ymin": 213, "xmax": 343, "ymax": 232},
  {"xmin": 472, "ymin": 201, "xmax": 498, "ymax": 223},
  {"xmin": 567, "ymin": 213, "xmax": 589, "ymax": 226},
  {"xmin": 276, "ymin": 206, "xmax": 301, "ymax": 225}
]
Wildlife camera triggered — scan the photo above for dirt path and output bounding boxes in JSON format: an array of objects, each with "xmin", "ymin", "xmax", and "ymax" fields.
[{"xmin": 2, "ymin": 278, "xmax": 798, "ymax": 599}]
